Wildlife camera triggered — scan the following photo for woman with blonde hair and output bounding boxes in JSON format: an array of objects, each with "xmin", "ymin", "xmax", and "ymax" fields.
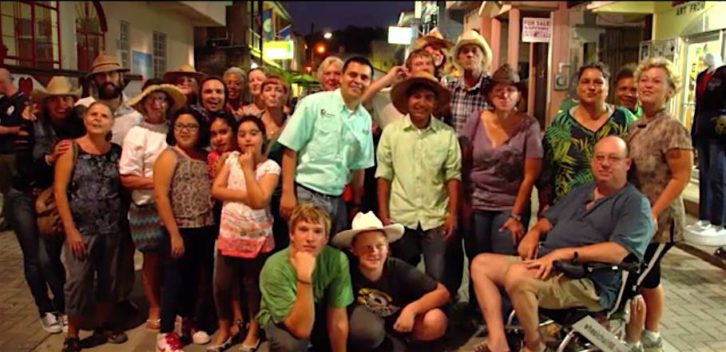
[{"xmin": 626, "ymin": 57, "xmax": 693, "ymax": 352}]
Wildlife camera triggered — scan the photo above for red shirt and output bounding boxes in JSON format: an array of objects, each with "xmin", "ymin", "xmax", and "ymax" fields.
[{"xmin": 698, "ymin": 70, "xmax": 715, "ymax": 98}]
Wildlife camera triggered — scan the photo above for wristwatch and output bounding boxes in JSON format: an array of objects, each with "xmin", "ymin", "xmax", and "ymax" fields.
[{"xmin": 509, "ymin": 213, "xmax": 522, "ymax": 222}]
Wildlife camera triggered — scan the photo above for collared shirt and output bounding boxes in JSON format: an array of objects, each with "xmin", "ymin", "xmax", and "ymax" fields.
[
  {"xmin": 76, "ymin": 94, "xmax": 142, "ymax": 146},
  {"xmin": 446, "ymin": 73, "xmax": 491, "ymax": 134},
  {"xmin": 376, "ymin": 116, "xmax": 461, "ymax": 230},
  {"xmin": 627, "ymin": 110, "xmax": 692, "ymax": 243},
  {"xmin": 371, "ymin": 87, "xmax": 404, "ymax": 130},
  {"xmin": 541, "ymin": 182, "xmax": 653, "ymax": 309},
  {"xmin": 278, "ymin": 89, "xmax": 374, "ymax": 196}
]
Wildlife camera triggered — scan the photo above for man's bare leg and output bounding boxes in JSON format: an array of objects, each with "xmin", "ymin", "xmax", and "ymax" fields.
[
  {"xmin": 504, "ymin": 263, "xmax": 545, "ymax": 352},
  {"xmin": 471, "ymin": 254, "xmax": 518, "ymax": 352}
]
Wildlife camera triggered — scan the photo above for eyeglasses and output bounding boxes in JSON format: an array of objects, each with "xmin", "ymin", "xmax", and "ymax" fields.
[
  {"xmin": 593, "ymin": 154, "xmax": 624, "ymax": 164},
  {"xmin": 174, "ymin": 124, "xmax": 199, "ymax": 132}
]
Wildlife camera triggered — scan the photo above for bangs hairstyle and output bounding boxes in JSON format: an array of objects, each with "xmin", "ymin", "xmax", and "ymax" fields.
[
  {"xmin": 199, "ymin": 76, "xmax": 229, "ymax": 107},
  {"xmin": 167, "ymin": 106, "xmax": 210, "ymax": 150},
  {"xmin": 235, "ymin": 114, "xmax": 267, "ymax": 138},
  {"xmin": 260, "ymin": 75, "xmax": 290, "ymax": 95},
  {"xmin": 577, "ymin": 62, "xmax": 611, "ymax": 82},
  {"xmin": 289, "ymin": 202, "xmax": 332, "ymax": 237},
  {"xmin": 634, "ymin": 57, "xmax": 682, "ymax": 94},
  {"xmin": 405, "ymin": 49, "xmax": 435, "ymax": 70}
]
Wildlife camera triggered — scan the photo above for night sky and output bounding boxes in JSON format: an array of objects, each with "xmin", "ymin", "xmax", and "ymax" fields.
[{"xmin": 282, "ymin": 1, "xmax": 413, "ymax": 34}]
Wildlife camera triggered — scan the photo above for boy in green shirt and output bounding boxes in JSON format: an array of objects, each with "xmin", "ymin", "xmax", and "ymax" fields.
[{"xmin": 258, "ymin": 203, "xmax": 353, "ymax": 352}]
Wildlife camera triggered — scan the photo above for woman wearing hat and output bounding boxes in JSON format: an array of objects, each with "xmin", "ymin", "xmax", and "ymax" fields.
[
  {"xmin": 164, "ymin": 64, "xmax": 207, "ymax": 107},
  {"xmin": 6, "ymin": 76, "xmax": 84, "ymax": 334},
  {"xmin": 413, "ymin": 28, "xmax": 453, "ymax": 81},
  {"xmin": 332, "ymin": 212, "xmax": 449, "ymax": 351},
  {"xmin": 460, "ymin": 64, "xmax": 543, "ymax": 258},
  {"xmin": 119, "ymin": 79, "xmax": 186, "ymax": 331}
]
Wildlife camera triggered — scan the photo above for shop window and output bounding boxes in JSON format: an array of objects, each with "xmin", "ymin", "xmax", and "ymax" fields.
[
  {"xmin": 76, "ymin": 2, "xmax": 106, "ymax": 71},
  {"xmin": 0, "ymin": 1, "xmax": 61, "ymax": 69},
  {"xmin": 153, "ymin": 31, "xmax": 166, "ymax": 78},
  {"xmin": 119, "ymin": 20, "xmax": 130, "ymax": 68}
]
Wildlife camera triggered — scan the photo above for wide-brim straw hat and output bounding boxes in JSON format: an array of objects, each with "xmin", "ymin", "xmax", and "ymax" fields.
[
  {"xmin": 391, "ymin": 71, "xmax": 451, "ymax": 115},
  {"xmin": 163, "ymin": 64, "xmax": 207, "ymax": 84},
  {"xmin": 127, "ymin": 84, "xmax": 187, "ymax": 114},
  {"xmin": 32, "ymin": 76, "xmax": 81, "ymax": 102},
  {"xmin": 486, "ymin": 64, "xmax": 527, "ymax": 93},
  {"xmin": 332, "ymin": 212, "xmax": 405, "ymax": 248},
  {"xmin": 413, "ymin": 27, "xmax": 453, "ymax": 51},
  {"xmin": 87, "ymin": 52, "xmax": 130, "ymax": 77},
  {"xmin": 452, "ymin": 30, "xmax": 493, "ymax": 71}
]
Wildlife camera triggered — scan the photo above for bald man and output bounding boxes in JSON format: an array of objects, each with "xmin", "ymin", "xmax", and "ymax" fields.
[
  {"xmin": 0, "ymin": 68, "xmax": 27, "ymax": 216},
  {"xmin": 469, "ymin": 136, "xmax": 654, "ymax": 352}
]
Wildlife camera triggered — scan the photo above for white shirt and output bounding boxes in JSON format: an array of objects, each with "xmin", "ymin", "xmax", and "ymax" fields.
[
  {"xmin": 371, "ymin": 87, "xmax": 404, "ymax": 130},
  {"xmin": 76, "ymin": 94, "xmax": 143, "ymax": 145},
  {"xmin": 118, "ymin": 122, "xmax": 169, "ymax": 205}
]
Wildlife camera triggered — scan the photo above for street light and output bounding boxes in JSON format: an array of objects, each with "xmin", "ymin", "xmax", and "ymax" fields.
[
  {"xmin": 315, "ymin": 43, "xmax": 326, "ymax": 55},
  {"xmin": 323, "ymin": 32, "xmax": 332, "ymax": 40}
]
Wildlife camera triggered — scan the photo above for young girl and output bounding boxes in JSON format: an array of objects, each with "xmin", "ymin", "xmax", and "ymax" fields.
[
  {"xmin": 209, "ymin": 116, "xmax": 280, "ymax": 352},
  {"xmin": 154, "ymin": 108, "xmax": 215, "ymax": 352},
  {"xmin": 208, "ymin": 115, "xmax": 238, "ymax": 180},
  {"xmin": 54, "ymin": 102, "xmax": 127, "ymax": 352}
]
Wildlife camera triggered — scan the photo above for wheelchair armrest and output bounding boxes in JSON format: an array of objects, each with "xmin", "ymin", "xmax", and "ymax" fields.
[{"xmin": 553, "ymin": 259, "xmax": 641, "ymax": 279}]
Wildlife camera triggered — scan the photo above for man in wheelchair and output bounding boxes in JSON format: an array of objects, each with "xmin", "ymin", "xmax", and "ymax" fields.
[{"xmin": 470, "ymin": 136, "xmax": 655, "ymax": 352}]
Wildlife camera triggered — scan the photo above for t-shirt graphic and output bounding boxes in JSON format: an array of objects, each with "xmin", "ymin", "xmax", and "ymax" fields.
[{"xmin": 357, "ymin": 287, "xmax": 400, "ymax": 317}]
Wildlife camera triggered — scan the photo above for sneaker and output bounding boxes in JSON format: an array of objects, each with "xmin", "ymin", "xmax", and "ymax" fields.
[
  {"xmin": 61, "ymin": 337, "xmax": 81, "ymax": 352},
  {"xmin": 641, "ymin": 330, "xmax": 663, "ymax": 352},
  {"xmin": 158, "ymin": 332, "xmax": 185, "ymax": 352},
  {"xmin": 40, "ymin": 312, "xmax": 62, "ymax": 334},
  {"xmin": 181, "ymin": 318, "xmax": 210, "ymax": 345},
  {"xmin": 192, "ymin": 330, "xmax": 211, "ymax": 345}
]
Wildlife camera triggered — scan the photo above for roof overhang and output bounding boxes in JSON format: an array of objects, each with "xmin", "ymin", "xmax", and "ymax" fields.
[{"xmin": 150, "ymin": 1, "xmax": 227, "ymax": 27}]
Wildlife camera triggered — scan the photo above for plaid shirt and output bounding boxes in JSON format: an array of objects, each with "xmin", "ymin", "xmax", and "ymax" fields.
[{"xmin": 446, "ymin": 74, "xmax": 492, "ymax": 134}]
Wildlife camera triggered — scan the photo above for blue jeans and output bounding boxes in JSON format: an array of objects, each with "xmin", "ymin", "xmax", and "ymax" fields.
[
  {"xmin": 5, "ymin": 187, "xmax": 66, "ymax": 315},
  {"xmin": 697, "ymin": 141, "xmax": 726, "ymax": 226},
  {"xmin": 295, "ymin": 183, "xmax": 348, "ymax": 236},
  {"xmin": 390, "ymin": 226, "xmax": 446, "ymax": 282}
]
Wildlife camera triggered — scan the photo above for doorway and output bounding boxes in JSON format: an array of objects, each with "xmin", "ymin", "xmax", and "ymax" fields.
[{"xmin": 532, "ymin": 42, "xmax": 549, "ymax": 127}]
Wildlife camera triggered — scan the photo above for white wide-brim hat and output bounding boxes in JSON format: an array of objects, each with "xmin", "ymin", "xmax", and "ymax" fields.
[{"xmin": 332, "ymin": 212, "xmax": 405, "ymax": 248}]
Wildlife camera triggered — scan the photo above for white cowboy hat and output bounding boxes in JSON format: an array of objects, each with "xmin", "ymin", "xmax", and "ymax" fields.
[
  {"xmin": 452, "ymin": 30, "xmax": 493, "ymax": 71},
  {"xmin": 32, "ymin": 76, "xmax": 81, "ymax": 102},
  {"xmin": 332, "ymin": 212, "xmax": 405, "ymax": 248}
]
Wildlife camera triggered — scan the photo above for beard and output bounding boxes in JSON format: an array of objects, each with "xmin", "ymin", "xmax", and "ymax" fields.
[{"xmin": 97, "ymin": 82, "xmax": 123, "ymax": 100}]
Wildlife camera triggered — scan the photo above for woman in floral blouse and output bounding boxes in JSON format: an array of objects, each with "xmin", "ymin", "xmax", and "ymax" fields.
[
  {"xmin": 626, "ymin": 57, "xmax": 693, "ymax": 352},
  {"xmin": 538, "ymin": 63, "xmax": 637, "ymax": 213}
]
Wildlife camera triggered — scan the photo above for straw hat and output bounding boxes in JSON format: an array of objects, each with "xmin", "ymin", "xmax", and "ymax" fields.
[
  {"xmin": 413, "ymin": 27, "xmax": 453, "ymax": 51},
  {"xmin": 87, "ymin": 52, "xmax": 130, "ymax": 77},
  {"xmin": 32, "ymin": 76, "xmax": 81, "ymax": 102},
  {"xmin": 486, "ymin": 64, "xmax": 527, "ymax": 94},
  {"xmin": 127, "ymin": 84, "xmax": 187, "ymax": 114},
  {"xmin": 451, "ymin": 30, "xmax": 493, "ymax": 71},
  {"xmin": 163, "ymin": 64, "xmax": 207, "ymax": 84},
  {"xmin": 332, "ymin": 212, "xmax": 404, "ymax": 248},
  {"xmin": 390, "ymin": 71, "xmax": 451, "ymax": 115}
]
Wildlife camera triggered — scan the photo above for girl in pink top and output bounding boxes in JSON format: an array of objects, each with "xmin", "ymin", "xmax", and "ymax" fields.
[{"xmin": 210, "ymin": 115, "xmax": 280, "ymax": 351}]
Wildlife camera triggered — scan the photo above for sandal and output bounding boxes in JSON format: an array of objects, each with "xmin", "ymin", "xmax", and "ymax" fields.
[
  {"xmin": 145, "ymin": 319, "xmax": 161, "ymax": 331},
  {"xmin": 206, "ymin": 336, "xmax": 233, "ymax": 352},
  {"xmin": 239, "ymin": 338, "xmax": 261, "ymax": 352}
]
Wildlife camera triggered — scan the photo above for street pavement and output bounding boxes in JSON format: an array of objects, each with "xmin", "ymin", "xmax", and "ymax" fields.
[{"xmin": 0, "ymin": 229, "xmax": 723, "ymax": 352}]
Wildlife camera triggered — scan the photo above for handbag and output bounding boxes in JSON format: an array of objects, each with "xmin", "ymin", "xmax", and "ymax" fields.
[{"xmin": 35, "ymin": 141, "xmax": 78, "ymax": 237}]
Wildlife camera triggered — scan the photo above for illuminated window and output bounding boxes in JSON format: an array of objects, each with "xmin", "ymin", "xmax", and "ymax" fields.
[
  {"xmin": 153, "ymin": 31, "xmax": 166, "ymax": 78},
  {"xmin": 0, "ymin": 1, "xmax": 61, "ymax": 69},
  {"xmin": 76, "ymin": 2, "xmax": 106, "ymax": 71}
]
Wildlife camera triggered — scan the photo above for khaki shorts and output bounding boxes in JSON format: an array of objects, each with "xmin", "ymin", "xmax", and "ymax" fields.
[{"xmin": 505, "ymin": 256, "xmax": 602, "ymax": 312}]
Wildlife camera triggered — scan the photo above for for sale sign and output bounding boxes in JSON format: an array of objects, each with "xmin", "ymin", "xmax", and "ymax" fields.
[{"xmin": 522, "ymin": 17, "xmax": 551, "ymax": 43}]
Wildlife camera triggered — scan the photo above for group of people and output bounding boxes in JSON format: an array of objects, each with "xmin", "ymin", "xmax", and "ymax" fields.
[{"xmin": 0, "ymin": 26, "xmax": 696, "ymax": 352}]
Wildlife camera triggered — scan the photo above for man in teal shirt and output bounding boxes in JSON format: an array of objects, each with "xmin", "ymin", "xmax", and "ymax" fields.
[
  {"xmin": 376, "ymin": 72, "xmax": 461, "ymax": 283},
  {"xmin": 258, "ymin": 203, "xmax": 353, "ymax": 352},
  {"xmin": 278, "ymin": 57, "xmax": 375, "ymax": 235}
]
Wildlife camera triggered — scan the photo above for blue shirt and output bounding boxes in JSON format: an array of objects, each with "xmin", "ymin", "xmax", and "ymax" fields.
[
  {"xmin": 278, "ymin": 89, "xmax": 375, "ymax": 196},
  {"xmin": 541, "ymin": 182, "xmax": 654, "ymax": 309}
]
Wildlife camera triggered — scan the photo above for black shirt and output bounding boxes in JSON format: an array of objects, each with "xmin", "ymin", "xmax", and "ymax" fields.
[
  {"xmin": 351, "ymin": 257, "xmax": 438, "ymax": 318},
  {"xmin": 0, "ymin": 92, "xmax": 28, "ymax": 153}
]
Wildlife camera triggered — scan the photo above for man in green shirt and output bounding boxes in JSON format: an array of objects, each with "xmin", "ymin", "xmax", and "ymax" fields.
[
  {"xmin": 376, "ymin": 72, "xmax": 461, "ymax": 283},
  {"xmin": 258, "ymin": 203, "xmax": 353, "ymax": 352},
  {"xmin": 278, "ymin": 57, "xmax": 375, "ymax": 236}
]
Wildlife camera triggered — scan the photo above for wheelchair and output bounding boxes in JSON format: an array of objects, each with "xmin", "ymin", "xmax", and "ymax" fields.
[{"xmin": 503, "ymin": 254, "xmax": 644, "ymax": 352}]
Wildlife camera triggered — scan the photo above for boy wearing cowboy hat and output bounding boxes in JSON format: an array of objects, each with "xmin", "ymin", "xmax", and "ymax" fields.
[
  {"xmin": 332, "ymin": 212, "xmax": 449, "ymax": 351},
  {"xmin": 76, "ymin": 52, "xmax": 142, "ymax": 146},
  {"xmin": 376, "ymin": 72, "xmax": 461, "ymax": 287}
]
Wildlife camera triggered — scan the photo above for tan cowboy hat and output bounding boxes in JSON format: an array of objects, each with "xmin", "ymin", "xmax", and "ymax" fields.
[
  {"xmin": 32, "ymin": 76, "xmax": 81, "ymax": 102},
  {"xmin": 390, "ymin": 71, "xmax": 451, "ymax": 115},
  {"xmin": 413, "ymin": 27, "xmax": 453, "ymax": 51},
  {"xmin": 452, "ymin": 30, "xmax": 493, "ymax": 71},
  {"xmin": 486, "ymin": 64, "xmax": 527, "ymax": 94},
  {"xmin": 332, "ymin": 212, "xmax": 405, "ymax": 248},
  {"xmin": 163, "ymin": 64, "xmax": 207, "ymax": 84},
  {"xmin": 87, "ymin": 52, "xmax": 130, "ymax": 77},
  {"xmin": 127, "ymin": 84, "xmax": 187, "ymax": 114}
]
